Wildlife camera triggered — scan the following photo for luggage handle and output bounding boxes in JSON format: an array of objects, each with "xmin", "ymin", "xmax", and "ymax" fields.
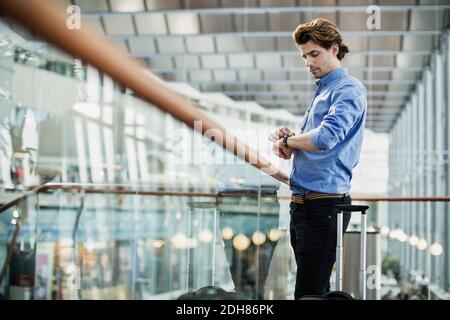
[{"xmin": 335, "ymin": 205, "xmax": 369, "ymax": 300}]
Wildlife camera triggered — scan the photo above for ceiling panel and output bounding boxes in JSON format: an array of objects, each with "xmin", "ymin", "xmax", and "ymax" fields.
[
  {"xmin": 103, "ymin": 15, "xmax": 135, "ymax": 35},
  {"xmin": 156, "ymin": 37, "xmax": 185, "ymax": 52},
  {"xmin": 268, "ymin": 12, "xmax": 301, "ymax": 32},
  {"xmin": 189, "ymin": 70, "xmax": 212, "ymax": 81},
  {"xmin": 388, "ymin": 84, "xmax": 414, "ymax": 92},
  {"xmin": 339, "ymin": 0, "xmax": 372, "ymax": 4},
  {"xmin": 145, "ymin": 0, "xmax": 181, "ymax": 10},
  {"xmin": 213, "ymin": 70, "xmax": 237, "ymax": 81},
  {"xmin": 263, "ymin": 71, "xmax": 288, "ymax": 81},
  {"xmin": 420, "ymin": 0, "xmax": 450, "ymax": 4},
  {"xmin": 339, "ymin": 12, "xmax": 368, "ymax": 31},
  {"xmin": 223, "ymin": 84, "xmax": 247, "ymax": 91},
  {"xmin": 228, "ymin": 53, "xmax": 254, "ymax": 68},
  {"xmin": 396, "ymin": 54, "xmax": 426, "ymax": 67},
  {"xmin": 367, "ymin": 84, "xmax": 388, "ymax": 92},
  {"xmin": 200, "ymin": 84, "xmax": 223, "ymax": 91},
  {"xmin": 364, "ymin": 71, "xmax": 391, "ymax": 81},
  {"xmin": 344, "ymin": 36, "xmax": 368, "ymax": 51},
  {"xmin": 238, "ymin": 70, "xmax": 261, "ymax": 81},
  {"xmin": 342, "ymin": 55, "xmax": 366, "ymax": 67},
  {"xmin": 246, "ymin": 84, "xmax": 269, "ymax": 91},
  {"xmin": 167, "ymin": 12, "xmax": 200, "ymax": 34},
  {"xmin": 74, "ymin": 0, "xmax": 109, "ymax": 12},
  {"xmin": 283, "ymin": 55, "xmax": 303, "ymax": 67},
  {"xmin": 379, "ymin": 0, "xmax": 416, "ymax": 5},
  {"xmin": 260, "ymin": 0, "xmax": 296, "ymax": 6},
  {"xmin": 148, "ymin": 56, "xmax": 174, "ymax": 69},
  {"xmin": 288, "ymin": 72, "xmax": 310, "ymax": 81},
  {"xmin": 174, "ymin": 56, "xmax": 200, "ymax": 68},
  {"xmin": 245, "ymin": 37, "xmax": 276, "ymax": 51},
  {"xmin": 109, "ymin": 0, "xmax": 145, "ymax": 12},
  {"xmin": 256, "ymin": 55, "xmax": 282, "ymax": 68},
  {"xmin": 201, "ymin": 54, "xmax": 227, "ymax": 68},
  {"xmin": 200, "ymin": 14, "xmax": 234, "ymax": 33},
  {"xmin": 368, "ymin": 56, "xmax": 396, "ymax": 67},
  {"xmin": 276, "ymin": 37, "xmax": 297, "ymax": 51},
  {"xmin": 134, "ymin": 13, "xmax": 167, "ymax": 35},
  {"xmin": 369, "ymin": 36, "xmax": 401, "ymax": 51},
  {"xmin": 234, "ymin": 14, "xmax": 268, "ymax": 32},
  {"xmin": 270, "ymin": 84, "xmax": 294, "ymax": 92},
  {"xmin": 215, "ymin": 36, "xmax": 245, "ymax": 52},
  {"xmin": 403, "ymin": 36, "xmax": 433, "ymax": 51},
  {"xmin": 350, "ymin": 71, "xmax": 365, "ymax": 80},
  {"xmin": 301, "ymin": 12, "xmax": 337, "ymax": 25},
  {"xmin": 221, "ymin": 0, "xmax": 258, "ymax": 8},
  {"xmin": 128, "ymin": 38, "xmax": 157, "ymax": 53},
  {"xmin": 185, "ymin": 0, "xmax": 220, "ymax": 9},
  {"xmin": 185, "ymin": 36, "xmax": 215, "ymax": 53},
  {"xmin": 298, "ymin": 0, "xmax": 336, "ymax": 6},
  {"xmin": 392, "ymin": 71, "xmax": 420, "ymax": 80},
  {"xmin": 380, "ymin": 12, "xmax": 409, "ymax": 30},
  {"xmin": 410, "ymin": 11, "xmax": 444, "ymax": 30}
]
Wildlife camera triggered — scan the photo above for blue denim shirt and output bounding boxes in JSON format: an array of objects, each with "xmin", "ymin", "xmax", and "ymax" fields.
[{"xmin": 290, "ymin": 68, "xmax": 367, "ymax": 195}]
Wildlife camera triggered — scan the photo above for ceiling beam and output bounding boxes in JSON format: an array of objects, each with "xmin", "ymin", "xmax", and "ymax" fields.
[
  {"xmin": 84, "ymin": 5, "xmax": 450, "ymax": 16},
  {"xmin": 188, "ymin": 79, "xmax": 416, "ymax": 85},
  {"xmin": 150, "ymin": 66, "xmax": 422, "ymax": 72},
  {"xmin": 133, "ymin": 50, "xmax": 431, "ymax": 58},
  {"xmin": 225, "ymin": 91, "xmax": 411, "ymax": 97},
  {"xmin": 114, "ymin": 30, "xmax": 441, "ymax": 39}
]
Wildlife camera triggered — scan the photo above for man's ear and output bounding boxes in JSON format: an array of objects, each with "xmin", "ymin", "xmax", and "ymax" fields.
[{"xmin": 331, "ymin": 43, "xmax": 339, "ymax": 58}]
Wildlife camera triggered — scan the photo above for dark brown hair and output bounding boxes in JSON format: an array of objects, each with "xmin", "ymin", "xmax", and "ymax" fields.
[{"xmin": 292, "ymin": 18, "xmax": 349, "ymax": 61}]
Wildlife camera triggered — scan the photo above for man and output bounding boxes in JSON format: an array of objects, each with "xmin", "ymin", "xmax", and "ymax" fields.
[{"xmin": 269, "ymin": 18, "xmax": 367, "ymax": 299}]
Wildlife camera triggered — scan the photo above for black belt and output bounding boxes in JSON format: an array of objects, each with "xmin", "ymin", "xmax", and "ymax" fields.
[{"xmin": 291, "ymin": 192, "xmax": 350, "ymax": 204}]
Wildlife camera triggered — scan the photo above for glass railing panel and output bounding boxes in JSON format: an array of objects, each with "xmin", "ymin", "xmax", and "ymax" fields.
[{"xmin": 0, "ymin": 185, "xmax": 296, "ymax": 300}]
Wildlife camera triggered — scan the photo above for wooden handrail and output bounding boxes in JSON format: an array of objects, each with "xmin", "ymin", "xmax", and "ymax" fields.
[
  {"xmin": 0, "ymin": 0, "xmax": 289, "ymax": 185},
  {"xmin": 3, "ymin": 182, "xmax": 450, "ymax": 216}
]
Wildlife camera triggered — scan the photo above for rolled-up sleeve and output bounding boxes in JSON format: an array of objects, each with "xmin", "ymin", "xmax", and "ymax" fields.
[{"xmin": 308, "ymin": 84, "xmax": 366, "ymax": 151}]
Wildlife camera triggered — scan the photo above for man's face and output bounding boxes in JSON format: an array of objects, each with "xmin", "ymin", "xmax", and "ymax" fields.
[{"xmin": 298, "ymin": 40, "xmax": 338, "ymax": 79}]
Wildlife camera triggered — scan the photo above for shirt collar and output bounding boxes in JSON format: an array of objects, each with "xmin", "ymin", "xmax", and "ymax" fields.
[{"xmin": 316, "ymin": 67, "xmax": 347, "ymax": 88}]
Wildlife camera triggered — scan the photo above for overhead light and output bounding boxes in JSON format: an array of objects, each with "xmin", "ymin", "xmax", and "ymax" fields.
[
  {"xmin": 233, "ymin": 234, "xmax": 250, "ymax": 252},
  {"xmin": 268, "ymin": 228, "xmax": 281, "ymax": 242},
  {"xmin": 198, "ymin": 229, "xmax": 213, "ymax": 243},
  {"xmin": 171, "ymin": 232, "xmax": 187, "ymax": 249},
  {"xmin": 252, "ymin": 231, "xmax": 266, "ymax": 246},
  {"xmin": 398, "ymin": 231, "xmax": 408, "ymax": 242},
  {"xmin": 222, "ymin": 227, "xmax": 234, "ymax": 240},
  {"xmin": 380, "ymin": 226, "xmax": 390, "ymax": 237},
  {"xmin": 408, "ymin": 235, "xmax": 419, "ymax": 246},
  {"xmin": 153, "ymin": 240, "xmax": 165, "ymax": 249},
  {"xmin": 417, "ymin": 239, "xmax": 428, "ymax": 250},
  {"xmin": 430, "ymin": 242, "xmax": 443, "ymax": 256}
]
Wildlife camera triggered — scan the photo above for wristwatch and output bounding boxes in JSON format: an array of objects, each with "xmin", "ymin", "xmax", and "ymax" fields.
[{"xmin": 283, "ymin": 133, "xmax": 295, "ymax": 148}]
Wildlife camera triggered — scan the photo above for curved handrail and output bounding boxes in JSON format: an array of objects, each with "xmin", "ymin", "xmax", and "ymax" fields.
[{"xmin": 0, "ymin": 0, "xmax": 289, "ymax": 184}]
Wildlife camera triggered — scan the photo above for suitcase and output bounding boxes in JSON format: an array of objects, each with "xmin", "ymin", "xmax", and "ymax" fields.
[{"xmin": 299, "ymin": 204, "xmax": 370, "ymax": 300}]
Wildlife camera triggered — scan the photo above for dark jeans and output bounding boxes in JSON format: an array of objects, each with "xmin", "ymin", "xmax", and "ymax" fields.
[{"xmin": 289, "ymin": 195, "xmax": 351, "ymax": 299}]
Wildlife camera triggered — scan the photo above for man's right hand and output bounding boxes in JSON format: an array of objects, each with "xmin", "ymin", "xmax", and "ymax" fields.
[{"xmin": 269, "ymin": 127, "xmax": 292, "ymax": 142}]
